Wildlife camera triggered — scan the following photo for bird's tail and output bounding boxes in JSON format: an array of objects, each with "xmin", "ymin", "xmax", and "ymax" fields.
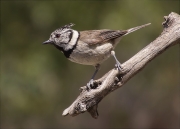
[{"xmin": 125, "ymin": 23, "xmax": 151, "ymax": 35}]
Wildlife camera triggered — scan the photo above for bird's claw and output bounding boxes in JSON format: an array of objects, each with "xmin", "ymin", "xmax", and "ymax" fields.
[
  {"xmin": 115, "ymin": 62, "xmax": 122, "ymax": 72},
  {"xmin": 86, "ymin": 79, "xmax": 94, "ymax": 91}
]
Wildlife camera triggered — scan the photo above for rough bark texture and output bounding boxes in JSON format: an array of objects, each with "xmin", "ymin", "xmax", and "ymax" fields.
[{"xmin": 62, "ymin": 12, "xmax": 180, "ymax": 119}]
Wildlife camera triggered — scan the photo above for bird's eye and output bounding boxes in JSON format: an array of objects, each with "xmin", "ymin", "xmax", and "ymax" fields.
[{"xmin": 55, "ymin": 34, "xmax": 60, "ymax": 38}]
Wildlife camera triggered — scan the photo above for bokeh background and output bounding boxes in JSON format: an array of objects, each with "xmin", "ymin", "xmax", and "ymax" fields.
[{"xmin": 1, "ymin": 0, "xmax": 179, "ymax": 128}]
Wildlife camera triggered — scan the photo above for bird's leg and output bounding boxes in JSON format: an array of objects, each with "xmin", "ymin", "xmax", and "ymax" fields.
[
  {"xmin": 86, "ymin": 64, "xmax": 100, "ymax": 90},
  {"xmin": 111, "ymin": 50, "xmax": 122, "ymax": 72}
]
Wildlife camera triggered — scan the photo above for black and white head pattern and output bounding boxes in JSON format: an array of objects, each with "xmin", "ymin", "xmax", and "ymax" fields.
[{"xmin": 49, "ymin": 23, "xmax": 79, "ymax": 51}]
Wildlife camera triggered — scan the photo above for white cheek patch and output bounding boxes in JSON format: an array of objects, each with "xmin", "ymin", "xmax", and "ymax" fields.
[{"xmin": 65, "ymin": 30, "xmax": 79, "ymax": 50}]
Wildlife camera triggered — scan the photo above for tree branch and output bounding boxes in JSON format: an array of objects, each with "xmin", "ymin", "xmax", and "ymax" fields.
[{"xmin": 62, "ymin": 12, "xmax": 180, "ymax": 119}]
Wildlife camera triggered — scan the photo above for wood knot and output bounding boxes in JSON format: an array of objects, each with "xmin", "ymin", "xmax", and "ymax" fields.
[{"xmin": 162, "ymin": 16, "xmax": 173, "ymax": 28}]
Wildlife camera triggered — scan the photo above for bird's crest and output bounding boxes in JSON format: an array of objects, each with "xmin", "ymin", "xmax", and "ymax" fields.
[{"xmin": 61, "ymin": 23, "xmax": 75, "ymax": 30}]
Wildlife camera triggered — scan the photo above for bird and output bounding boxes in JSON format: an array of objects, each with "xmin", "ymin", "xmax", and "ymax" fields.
[{"xmin": 43, "ymin": 23, "xmax": 151, "ymax": 90}]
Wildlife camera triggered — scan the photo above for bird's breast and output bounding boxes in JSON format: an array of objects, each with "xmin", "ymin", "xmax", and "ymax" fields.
[{"xmin": 69, "ymin": 41, "xmax": 114, "ymax": 66}]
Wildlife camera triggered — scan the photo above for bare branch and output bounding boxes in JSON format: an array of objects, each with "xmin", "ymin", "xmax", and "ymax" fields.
[{"xmin": 62, "ymin": 12, "xmax": 180, "ymax": 119}]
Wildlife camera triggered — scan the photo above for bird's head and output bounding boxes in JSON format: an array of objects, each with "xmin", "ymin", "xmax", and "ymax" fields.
[{"xmin": 43, "ymin": 23, "xmax": 75, "ymax": 50}]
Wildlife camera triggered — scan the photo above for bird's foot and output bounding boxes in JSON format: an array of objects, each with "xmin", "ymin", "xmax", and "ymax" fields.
[
  {"xmin": 115, "ymin": 61, "xmax": 122, "ymax": 72},
  {"xmin": 86, "ymin": 79, "xmax": 94, "ymax": 91},
  {"xmin": 111, "ymin": 50, "xmax": 123, "ymax": 72}
]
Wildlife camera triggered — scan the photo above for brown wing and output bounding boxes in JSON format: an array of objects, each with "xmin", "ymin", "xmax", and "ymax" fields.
[{"xmin": 79, "ymin": 29, "xmax": 127, "ymax": 45}]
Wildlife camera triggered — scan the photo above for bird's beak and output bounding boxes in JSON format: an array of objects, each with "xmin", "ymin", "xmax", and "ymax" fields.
[{"xmin": 43, "ymin": 40, "xmax": 53, "ymax": 44}]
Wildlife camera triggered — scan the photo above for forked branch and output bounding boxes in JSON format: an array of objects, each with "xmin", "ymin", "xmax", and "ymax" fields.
[{"xmin": 62, "ymin": 12, "xmax": 180, "ymax": 119}]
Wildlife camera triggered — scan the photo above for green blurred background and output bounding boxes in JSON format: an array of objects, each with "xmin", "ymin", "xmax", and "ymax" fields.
[{"xmin": 1, "ymin": 0, "xmax": 179, "ymax": 128}]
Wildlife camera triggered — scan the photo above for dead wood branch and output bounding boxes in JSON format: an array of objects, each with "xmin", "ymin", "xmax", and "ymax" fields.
[{"xmin": 62, "ymin": 12, "xmax": 180, "ymax": 119}]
